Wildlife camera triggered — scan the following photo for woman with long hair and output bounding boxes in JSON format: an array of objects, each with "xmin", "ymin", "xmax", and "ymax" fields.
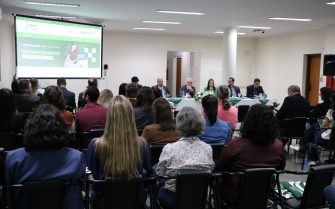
[
  {"xmin": 203, "ymin": 78, "xmax": 217, "ymax": 95},
  {"xmin": 134, "ymin": 86, "xmax": 155, "ymax": 130},
  {"xmin": 217, "ymin": 85, "xmax": 238, "ymax": 129},
  {"xmin": 142, "ymin": 98, "xmax": 181, "ymax": 144},
  {"xmin": 87, "ymin": 95, "xmax": 152, "ymax": 209},
  {"xmin": 97, "ymin": 89, "xmax": 113, "ymax": 108}
]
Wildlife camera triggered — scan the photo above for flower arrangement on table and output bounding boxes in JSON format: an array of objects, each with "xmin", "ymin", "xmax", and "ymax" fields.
[{"xmin": 194, "ymin": 90, "xmax": 215, "ymax": 102}]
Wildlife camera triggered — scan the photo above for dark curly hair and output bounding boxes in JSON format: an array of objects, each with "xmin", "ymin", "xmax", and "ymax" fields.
[
  {"xmin": 137, "ymin": 86, "xmax": 155, "ymax": 112},
  {"xmin": 42, "ymin": 86, "xmax": 66, "ymax": 110},
  {"xmin": 241, "ymin": 104, "xmax": 278, "ymax": 145},
  {"xmin": 24, "ymin": 104, "xmax": 69, "ymax": 151}
]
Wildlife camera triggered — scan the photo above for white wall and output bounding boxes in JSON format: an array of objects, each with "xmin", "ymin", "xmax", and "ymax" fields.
[{"xmin": 254, "ymin": 29, "xmax": 325, "ymax": 102}]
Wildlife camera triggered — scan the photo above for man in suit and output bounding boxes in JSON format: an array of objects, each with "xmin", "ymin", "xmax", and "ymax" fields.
[
  {"xmin": 246, "ymin": 78, "xmax": 265, "ymax": 98},
  {"xmin": 152, "ymin": 78, "xmax": 170, "ymax": 98},
  {"xmin": 15, "ymin": 79, "xmax": 40, "ymax": 112},
  {"xmin": 180, "ymin": 77, "xmax": 196, "ymax": 98},
  {"xmin": 57, "ymin": 78, "xmax": 76, "ymax": 110},
  {"xmin": 227, "ymin": 77, "xmax": 241, "ymax": 97},
  {"xmin": 78, "ymin": 78, "xmax": 98, "ymax": 109}
]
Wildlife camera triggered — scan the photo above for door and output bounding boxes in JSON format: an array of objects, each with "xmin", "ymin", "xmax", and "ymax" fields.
[
  {"xmin": 305, "ymin": 54, "xmax": 321, "ymax": 106},
  {"xmin": 176, "ymin": 58, "xmax": 182, "ymax": 96}
]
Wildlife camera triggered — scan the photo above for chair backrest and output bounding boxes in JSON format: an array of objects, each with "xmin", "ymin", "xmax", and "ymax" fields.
[
  {"xmin": 150, "ymin": 144, "xmax": 165, "ymax": 166},
  {"xmin": 76, "ymin": 129, "xmax": 104, "ymax": 149},
  {"xmin": 0, "ymin": 132, "xmax": 24, "ymax": 151},
  {"xmin": 237, "ymin": 105, "xmax": 250, "ymax": 122},
  {"xmin": 175, "ymin": 171, "xmax": 211, "ymax": 209},
  {"xmin": 300, "ymin": 164, "xmax": 335, "ymax": 208},
  {"xmin": 210, "ymin": 143, "xmax": 225, "ymax": 161},
  {"xmin": 237, "ymin": 168, "xmax": 276, "ymax": 209},
  {"xmin": 288, "ymin": 117, "xmax": 307, "ymax": 138},
  {"xmin": 328, "ymin": 126, "xmax": 335, "ymax": 149},
  {"xmin": 90, "ymin": 129, "xmax": 104, "ymax": 138},
  {"xmin": 104, "ymin": 177, "xmax": 142, "ymax": 209},
  {"xmin": 8, "ymin": 180, "xmax": 66, "ymax": 209}
]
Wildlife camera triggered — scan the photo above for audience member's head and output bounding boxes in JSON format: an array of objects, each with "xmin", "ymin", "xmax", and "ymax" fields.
[
  {"xmin": 217, "ymin": 85, "xmax": 231, "ymax": 110},
  {"xmin": 97, "ymin": 89, "xmax": 113, "ymax": 108},
  {"xmin": 97, "ymin": 95, "xmax": 140, "ymax": 177},
  {"xmin": 29, "ymin": 78, "xmax": 39, "ymax": 95},
  {"xmin": 241, "ymin": 104, "xmax": 278, "ymax": 145},
  {"xmin": 88, "ymin": 78, "xmax": 98, "ymax": 87},
  {"xmin": 18, "ymin": 79, "xmax": 32, "ymax": 94},
  {"xmin": 253, "ymin": 78, "xmax": 261, "ymax": 87},
  {"xmin": 118, "ymin": 83, "xmax": 127, "ymax": 96},
  {"xmin": 85, "ymin": 86, "xmax": 100, "ymax": 103},
  {"xmin": 137, "ymin": 86, "xmax": 155, "ymax": 112},
  {"xmin": 287, "ymin": 85, "xmax": 301, "ymax": 96},
  {"xmin": 320, "ymin": 87, "xmax": 332, "ymax": 103},
  {"xmin": 228, "ymin": 77, "xmax": 235, "ymax": 86},
  {"xmin": 153, "ymin": 98, "xmax": 175, "ymax": 131},
  {"xmin": 24, "ymin": 104, "xmax": 69, "ymax": 151},
  {"xmin": 42, "ymin": 86, "xmax": 66, "ymax": 110},
  {"xmin": 11, "ymin": 77, "xmax": 20, "ymax": 94},
  {"xmin": 131, "ymin": 76, "xmax": 139, "ymax": 85},
  {"xmin": 57, "ymin": 78, "xmax": 67, "ymax": 87},
  {"xmin": 0, "ymin": 88, "xmax": 16, "ymax": 130},
  {"xmin": 176, "ymin": 107, "xmax": 204, "ymax": 137},
  {"xmin": 202, "ymin": 95, "xmax": 218, "ymax": 126},
  {"xmin": 125, "ymin": 83, "xmax": 138, "ymax": 98}
]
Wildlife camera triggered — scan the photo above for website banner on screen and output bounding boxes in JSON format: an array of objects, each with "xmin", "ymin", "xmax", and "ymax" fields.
[{"xmin": 15, "ymin": 15, "xmax": 103, "ymax": 78}]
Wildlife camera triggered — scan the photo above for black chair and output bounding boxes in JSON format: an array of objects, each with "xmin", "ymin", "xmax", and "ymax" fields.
[
  {"xmin": 212, "ymin": 168, "xmax": 276, "ymax": 209},
  {"xmin": 159, "ymin": 171, "xmax": 211, "ymax": 209},
  {"xmin": 0, "ymin": 132, "xmax": 24, "ymax": 151},
  {"xmin": 210, "ymin": 143, "xmax": 225, "ymax": 161},
  {"xmin": 237, "ymin": 105, "xmax": 250, "ymax": 123},
  {"xmin": 150, "ymin": 144, "xmax": 165, "ymax": 166},
  {"xmin": 276, "ymin": 164, "xmax": 335, "ymax": 209},
  {"xmin": 7, "ymin": 180, "xmax": 67, "ymax": 209},
  {"xmin": 76, "ymin": 128, "xmax": 104, "ymax": 150},
  {"xmin": 88, "ymin": 177, "xmax": 144, "ymax": 209}
]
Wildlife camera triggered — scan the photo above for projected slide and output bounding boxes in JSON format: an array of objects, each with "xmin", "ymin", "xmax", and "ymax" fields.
[{"xmin": 15, "ymin": 15, "xmax": 102, "ymax": 78}]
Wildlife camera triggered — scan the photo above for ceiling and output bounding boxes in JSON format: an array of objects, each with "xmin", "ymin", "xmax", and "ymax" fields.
[{"xmin": 1, "ymin": 0, "xmax": 335, "ymax": 38}]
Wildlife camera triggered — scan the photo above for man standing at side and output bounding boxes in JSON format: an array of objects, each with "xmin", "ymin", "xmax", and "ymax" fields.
[
  {"xmin": 180, "ymin": 77, "xmax": 196, "ymax": 98},
  {"xmin": 57, "ymin": 78, "xmax": 76, "ymax": 110},
  {"xmin": 246, "ymin": 78, "xmax": 266, "ymax": 98},
  {"xmin": 152, "ymin": 78, "xmax": 170, "ymax": 98},
  {"xmin": 227, "ymin": 77, "xmax": 241, "ymax": 97}
]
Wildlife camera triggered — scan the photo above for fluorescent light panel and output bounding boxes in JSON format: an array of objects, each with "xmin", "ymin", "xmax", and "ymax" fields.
[
  {"xmin": 132, "ymin": 27, "xmax": 166, "ymax": 31},
  {"xmin": 269, "ymin": 17, "xmax": 312, "ymax": 22},
  {"xmin": 156, "ymin": 10, "xmax": 206, "ymax": 15},
  {"xmin": 237, "ymin": 26, "xmax": 272, "ymax": 30},
  {"xmin": 326, "ymin": 2, "xmax": 335, "ymax": 5},
  {"xmin": 141, "ymin": 20, "xmax": 181, "ymax": 24},
  {"xmin": 35, "ymin": 14, "xmax": 77, "ymax": 19},
  {"xmin": 214, "ymin": 31, "xmax": 246, "ymax": 35},
  {"xmin": 24, "ymin": 1, "xmax": 80, "ymax": 7}
]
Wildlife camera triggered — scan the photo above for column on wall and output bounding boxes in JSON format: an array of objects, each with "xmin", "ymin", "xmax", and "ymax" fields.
[{"xmin": 222, "ymin": 28, "xmax": 237, "ymax": 81}]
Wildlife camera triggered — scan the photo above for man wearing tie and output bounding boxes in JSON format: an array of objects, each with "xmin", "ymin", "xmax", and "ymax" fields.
[
  {"xmin": 246, "ymin": 78, "xmax": 265, "ymax": 98},
  {"xmin": 228, "ymin": 77, "xmax": 241, "ymax": 97}
]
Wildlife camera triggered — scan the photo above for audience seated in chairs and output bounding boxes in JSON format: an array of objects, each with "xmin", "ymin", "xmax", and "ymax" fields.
[
  {"xmin": 86, "ymin": 95, "xmax": 153, "ymax": 209},
  {"xmin": 126, "ymin": 83, "xmax": 139, "ymax": 108},
  {"xmin": 199, "ymin": 94, "xmax": 232, "ymax": 144},
  {"xmin": 215, "ymin": 104, "xmax": 286, "ymax": 203},
  {"xmin": 0, "ymin": 88, "xmax": 25, "ymax": 133},
  {"xmin": 290, "ymin": 92, "xmax": 335, "ymax": 165},
  {"xmin": 5, "ymin": 104, "xmax": 86, "ymax": 209},
  {"xmin": 156, "ymin": 107, "xmax": 214, "ymax": 208},
  {"xmin": 15, "ymin": 79, "xmax": 40, "ymax": 112},
  {"xmin": 216, "ymin": 85, "xmax": 238, "ymax": 129},
  {"xmin": 134, "ymin": 87, "xmax": 155, "ymax": 130},
  {"xmin": 141, "ymin": 98, "xmax": 181, "ymax": 144},
  {"xmin": 42, "ymin": 86, "xmax": 74, "ymax": 131},
  {"xmin": 97, "ymin": 89, "xmax": 113, "ymax": 108}
]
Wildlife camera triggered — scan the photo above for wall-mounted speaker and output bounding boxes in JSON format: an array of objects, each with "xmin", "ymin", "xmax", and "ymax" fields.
[{"xmin": 104, "ymin": 64, "xmax": 108, "ymax": 70}]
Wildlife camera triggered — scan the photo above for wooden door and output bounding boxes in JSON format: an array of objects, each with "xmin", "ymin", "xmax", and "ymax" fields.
[
  {"xmin": 305, "ymin": 54, "xmax": 321, "ymax": 106},
  {"xmin": 176, "ymin": 58, "xmax": 182, "ymax": 96}
]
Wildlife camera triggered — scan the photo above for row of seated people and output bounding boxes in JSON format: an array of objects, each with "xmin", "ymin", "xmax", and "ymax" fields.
[{"xmin": 0, "ymin": 95, "xmax": 286, "ymax": 209}]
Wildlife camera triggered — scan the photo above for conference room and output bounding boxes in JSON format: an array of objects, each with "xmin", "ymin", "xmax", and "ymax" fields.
[{"xmin": 1, "ymin": 0, "xmax": 335, "ymax": 208}]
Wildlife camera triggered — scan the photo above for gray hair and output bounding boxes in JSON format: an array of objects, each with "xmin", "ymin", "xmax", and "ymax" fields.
[
  {"xmin": 176, "ymin": 107, "xmax": 204, "ymax": 137},
  {"xmin": 288, "ymin": 85, "xmax": 300, "ymax": 94}
]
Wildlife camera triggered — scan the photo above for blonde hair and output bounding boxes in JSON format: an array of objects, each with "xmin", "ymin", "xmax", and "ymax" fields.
[
  {"xmin": 97, "ymin": 89, "xmax": 113, "ymax": 108},
  {"xmin": 96, "ymin": 95, "xmax": 140, "ymax": 177}
]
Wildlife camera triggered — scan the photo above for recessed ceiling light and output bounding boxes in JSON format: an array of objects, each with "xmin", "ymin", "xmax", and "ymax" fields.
[
  {"xmin": 35, "ymin": 14, "xmax": 77, "ymax": 19},
  {"xmin": 268, "ymin": 17, "xmax": 312, "ymax": 22},
  {"xmin": 326, "ymin": 2, "xmax": 335, "ymax": 5},
  {"xmin": 156, "ymin": 10, "xmax": 206, "ymax": 15},
  {"xmin": 214, "ymin": 31, "xmax": 246, "ymax": 35},
  {"xmin": 132, "ymin": 27, "xmax": 166, "ymax": 31},
  {"xmin": 237, "ymin": 26, "xmax": 272, "ymax": 30},
  {"xmin": 141, "ymin": 20, "xmax": 181, "ymax": 25},
  {"xmin": 24, "ymin": 1, "xmax": 80, "ymax": 7}
]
